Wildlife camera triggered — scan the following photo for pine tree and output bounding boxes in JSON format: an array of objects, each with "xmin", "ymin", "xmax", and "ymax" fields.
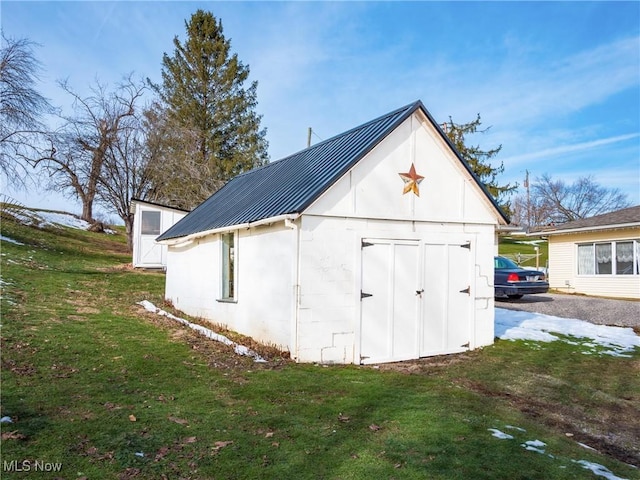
[
  {"xmin": 147, "ymin": 10, "xmax": 268, "ymax": 209},
  {"xmin": 442, "ymin": 114, "xmax": 516, "ymax": 214}
]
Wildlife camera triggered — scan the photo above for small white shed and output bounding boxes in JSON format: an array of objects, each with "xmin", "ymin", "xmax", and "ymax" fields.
[
  {"xmin": 157, "ymin": 101, "xmax": 509, "ymax": 364},
  {"xmin": 131, "ymin": 199, "xmax": 188, "ymax": 269}
]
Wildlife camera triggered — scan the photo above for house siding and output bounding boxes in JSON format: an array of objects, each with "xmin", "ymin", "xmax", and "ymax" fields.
[{"xmin": 548, "ymin": 228, "xmax": 640, "ymax": 299}]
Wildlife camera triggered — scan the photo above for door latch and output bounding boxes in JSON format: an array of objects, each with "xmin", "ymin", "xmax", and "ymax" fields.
[{"xmin": 361, "ymin": 291, "xmax": 373, "ymax": 299}]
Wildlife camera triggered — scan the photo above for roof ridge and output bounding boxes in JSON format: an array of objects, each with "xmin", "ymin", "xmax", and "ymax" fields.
[{"xmin": 232, "ymin": 100, "xmax": 422, "ymax": 180}]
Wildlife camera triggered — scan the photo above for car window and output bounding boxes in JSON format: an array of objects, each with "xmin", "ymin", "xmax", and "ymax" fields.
[{"xmin": 495, "ymin": 257, "xmax": 517, "ymax": 269}]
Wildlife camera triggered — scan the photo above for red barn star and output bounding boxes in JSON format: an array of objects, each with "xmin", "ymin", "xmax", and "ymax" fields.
[{"xmin": 398, "ymin": 163, "xmax": 424, "ymax": 196}]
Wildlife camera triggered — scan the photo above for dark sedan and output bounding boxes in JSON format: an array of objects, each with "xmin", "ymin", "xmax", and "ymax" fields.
[{"xmin": 494, "ymin": 256, "xmax": 549, "ymax": 299}]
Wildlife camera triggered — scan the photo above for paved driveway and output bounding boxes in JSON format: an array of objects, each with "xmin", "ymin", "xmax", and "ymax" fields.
[{"xmin": 496, "ymin": 293, "xmax": 640, "ymax": 329}]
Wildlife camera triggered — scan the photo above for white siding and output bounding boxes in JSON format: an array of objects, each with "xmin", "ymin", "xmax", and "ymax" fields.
[
  {"xmin": 165, "ymin": 223, "xmax": 295, "ymax": 350},
  {"xmin": 549, "ymin": 228, "xmax": 640, "ymax": 299},
  {"xmin": 306, "ymin": 112, "xmax": 499, "ymax": 226},
  {"xmin": 295, "ymin": 215, "xmax": 495, "ymax": 363}
]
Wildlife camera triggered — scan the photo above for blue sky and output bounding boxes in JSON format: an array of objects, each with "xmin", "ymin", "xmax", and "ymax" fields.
[{"xmin": 2, "ymin": 1, "xmax": 639, "ymax": 217}]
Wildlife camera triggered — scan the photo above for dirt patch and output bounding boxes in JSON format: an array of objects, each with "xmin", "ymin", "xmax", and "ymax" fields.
[
  {"xmin": 457, "ymin": 377, "xmax": 640, "ymax": 467},
  {"xmin": 134, "ymin": 306, "xmax": 291, "ymax": 377}
]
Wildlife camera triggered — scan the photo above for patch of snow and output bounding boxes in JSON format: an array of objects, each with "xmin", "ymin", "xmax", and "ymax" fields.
[
  {"xmin": 137, "ymin": 300, "xmax": 266, "ymax": 363},
  {"xmin": 574, "ymin": 460, "xmax": 629, "ymax": 480},
  {"xmin": 0, "ymin": 235, "xmax": 24, "ymax": 245},
  {"xmin": 578, "ymin": 442, "xmax": 597, "ymax": 451},
  {"xmin": 38, "ymin": 211, "xmax": 91, "ymax": 230},
  {"xmin": 495, "ymin": 308, "xmax": 640, "ymax": 357},
  {"xmin": 505, "ymin": 425, "xmax": 527, "ymax": 432},
  {"xmin": 488, "ymin": 428, "xmax": 513, "ymax": 439},
  {"xmin": 522, "ymin": 439, "xmax": 547, "ymax": 454}
]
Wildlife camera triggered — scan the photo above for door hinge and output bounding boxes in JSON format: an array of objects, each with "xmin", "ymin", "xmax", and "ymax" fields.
[
  {"xmin": 460, "ymin": 242, "xmax": 471, "ymax": 250},
  {"xmin": 361, "ymin": 240, "xmax": 374, "ymax": 248},
  {"xmin": 459, "ymin": 286, "xmax": 470, "ymax": 295},
  {"xmin": 361, "ymin": 291, "xmax": 373, "ymax": 299}
]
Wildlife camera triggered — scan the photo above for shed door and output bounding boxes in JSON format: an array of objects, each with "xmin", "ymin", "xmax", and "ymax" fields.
[
  {"xmin": 139, "ymin": 210, "xmax": 162, "ymax": 265},
  {"xmin": 421, "ymin": 242, "xmax": 471, "ymax": 356},
  {"xmin": 360, "ymin": 240, "xmax": 420, "ymax": 364}
]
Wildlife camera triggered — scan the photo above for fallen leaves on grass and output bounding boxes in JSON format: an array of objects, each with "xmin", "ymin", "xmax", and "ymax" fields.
[
  {"xmin": 211, "ymin": 440, "xmax": 234, "ymax": 455},
  {"xmin": 128, "ymin": 414, "xmax": 136, "ymax": 422},
  {"xmin": 369, "ymin": 424, "xmax": 381, "ymax": 432},
  {"xmin": 168, "ymin": 416, "xmax": 189, "ymax": 426},
  {"xmin": 1, "ymin": 430, "xmax": 27, "ymax": 440}
]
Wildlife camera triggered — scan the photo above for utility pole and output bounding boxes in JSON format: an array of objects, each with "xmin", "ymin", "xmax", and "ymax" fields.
[{"xmin": 307, "ymin": 127, "xmax": 312, "ymax": 148}]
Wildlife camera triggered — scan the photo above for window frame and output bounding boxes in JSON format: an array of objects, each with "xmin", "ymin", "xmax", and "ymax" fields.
[
  {"xmin": 218, "ymin": 231, "xmax": 238, "ymax": 302},
  {"xmin": 576, "ymin": 239, "xmax": 640, "ymax": 276},
  {"xmin": 140, "ymin": 210, "xmax": 161, "ymax": 235}
]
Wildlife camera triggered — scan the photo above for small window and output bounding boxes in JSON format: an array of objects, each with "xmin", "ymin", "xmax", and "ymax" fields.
[
  {"xmin": 577, "ymin": 244, "xmax": 595, "ymax": 275},
  {"xmin": 595, "ymin": 243, "xmax": 612, "ymax": 275},
  {"xmin": 141, "ymin": 211, "xmax": 161, "ymax": 235},
  {"xmin": 616, "ymin": 242, "xmax": 634, "ymax": 275},
  {"xmin": 221, "ymin": 232, "xmax": 236, "ymax": 300}
]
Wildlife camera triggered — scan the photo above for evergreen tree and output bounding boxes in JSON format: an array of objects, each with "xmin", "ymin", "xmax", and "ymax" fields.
[
  {"xmin": 148, "ymin": 10, "xmax": 268, "ymax": 209},
  {"xmin": 442, "ymin": 114, "xmax": 516, "ymax": 214}
]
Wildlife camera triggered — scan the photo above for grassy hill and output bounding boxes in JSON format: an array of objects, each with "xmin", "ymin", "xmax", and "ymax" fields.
[{"xmin": 1, "ymin": 208, "xmax": 638, "ymax": 479}]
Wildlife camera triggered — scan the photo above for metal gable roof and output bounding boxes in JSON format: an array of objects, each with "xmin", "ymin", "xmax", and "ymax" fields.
[{"xmin": 158, "ymin": 100, "xmax": 508, "ymax": 241}]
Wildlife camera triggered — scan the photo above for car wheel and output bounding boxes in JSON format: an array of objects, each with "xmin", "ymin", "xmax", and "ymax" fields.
[{"xmin": 507, "ymin": 294, "xmax": 523, "ymax": 299}]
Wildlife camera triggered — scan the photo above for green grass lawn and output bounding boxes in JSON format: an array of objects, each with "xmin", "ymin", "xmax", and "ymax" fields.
[
  {"xmin": 1, "ymin": 212, "xmax": 638, "ymax": 479},
  {"xmin": 498, "ymin": 235, "xmax": 548, "ymax": 269}
]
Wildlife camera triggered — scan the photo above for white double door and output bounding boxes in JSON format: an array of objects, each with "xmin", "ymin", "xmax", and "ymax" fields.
[{"xmin": 360, "ymin": 238, "xmax": 472, "ymax": 364}]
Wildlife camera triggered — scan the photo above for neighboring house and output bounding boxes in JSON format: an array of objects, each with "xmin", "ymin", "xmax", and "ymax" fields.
[
  {"xmin": 130, "ymin": 199, "xmax": 188, "ymax": 269},
  {"xmin": 541, "ymin": 205, "xmax": 640, "ymax": 299},
  {"xmin": 157, "ymin": 101, "xmax": 509, "ymax": 364}
]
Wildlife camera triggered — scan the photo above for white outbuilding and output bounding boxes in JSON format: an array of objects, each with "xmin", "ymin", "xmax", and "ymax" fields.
[
  {"xmin": 131, "ymin": 199, "xmax": 188, "ymax": 269},
  {"xmin": 157, "ymin": 101, "xmax": 509, "ymax": 364}
]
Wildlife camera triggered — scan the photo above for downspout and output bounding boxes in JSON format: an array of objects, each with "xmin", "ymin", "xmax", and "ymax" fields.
[{"xmin": 285, "ymin": 217, "xmax": 301, "ymax": 362}]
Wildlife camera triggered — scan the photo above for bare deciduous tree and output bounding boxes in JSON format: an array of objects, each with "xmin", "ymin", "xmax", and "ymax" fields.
[
  {"xmin": 35, "ymin": 76, "xmax": 145, "ymax": 222},
  {"xmin": 96, "ymin": 102, "xmax": 153, "ymax": 251},
  {"xmin": 0, "ymin": 32, "xmax": 53, "ymax": 185},
  {"xmin": 513, "ymin": 173, "xmax": 631, "ymax": 228}
]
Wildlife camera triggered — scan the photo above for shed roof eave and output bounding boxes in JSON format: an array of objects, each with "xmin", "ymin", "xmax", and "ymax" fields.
[
  {"xmin": 538, "ymin": 222, "xmax": 640, "ymax": 236},
  {"xmin": 156, "ymin": 213, "xmax": 300, "ymax": 246}
]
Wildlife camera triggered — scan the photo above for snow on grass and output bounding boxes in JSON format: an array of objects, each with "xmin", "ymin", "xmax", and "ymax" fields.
[
  {"xmin": 0, "ymin": 235, "xmax": 24, "ymax": 245},
  {"xmin": 522, "ymin": 439, "xmax": 547, "ymax": 454},
  {"xmin": 488, "ymin": 426, "xmax": 630, "ymax": 479},
  {"xmin": 574, "ymin": 460, "xmax": 630, "ymax": 480},
  {"xmin": 487, "ymin": 428, "xmax": 514, "ymax": 439},
  {"xmin": 495, "ymin": 308, "xmax": 640, "ymax": 357},
  {"xmin": 37, "ymin": 211, "xmax": 91, "ymax": 230},
  {"xmin": 137, "ymin": 300, "xmax": 266, "ymax": 363}
]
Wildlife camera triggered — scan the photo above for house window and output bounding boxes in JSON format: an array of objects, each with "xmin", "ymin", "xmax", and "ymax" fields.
[
  {"xmin": 220, "ymin": 232, "xmax": 236, "ymax": 301},
  {"xmin": 577, "ymin": 240, "xmax": 640, "ymax": 275},
  {"xmin": 616, "ymin": 242, "xmax": 634, "ymax": 275},
  {"xmin": 141, "ymin": 211, "xmax": 161, "ymax": 235}
]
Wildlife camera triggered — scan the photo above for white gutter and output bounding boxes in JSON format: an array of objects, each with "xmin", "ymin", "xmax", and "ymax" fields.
[{"xmin": 158, "ymin": 213, "xmax": 300, "ymax": 246}]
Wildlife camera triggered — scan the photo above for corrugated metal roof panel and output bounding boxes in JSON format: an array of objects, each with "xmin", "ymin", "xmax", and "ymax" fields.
[{"xmin": 158, "ymin": 101, "xmax": 419, "ymax": 240}]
